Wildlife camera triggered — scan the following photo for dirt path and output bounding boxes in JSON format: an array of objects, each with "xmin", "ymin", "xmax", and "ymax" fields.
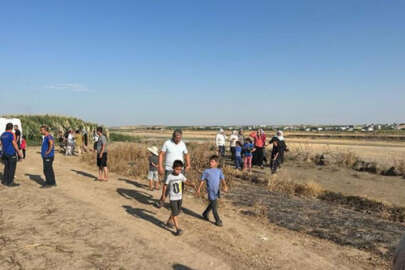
[{"xmin": 0, "ymin": 148, "xmax": 389, "ymax": 269}]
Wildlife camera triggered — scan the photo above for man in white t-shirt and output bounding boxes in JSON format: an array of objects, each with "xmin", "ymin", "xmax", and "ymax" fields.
[
  {"xmin": 229, "ymin": 130, "xmax": 238, "ymax": 161},
  {"xmin": 156, "ymin": 129, "xmax": 190, "ymax": 208},
  {"xmin": 215, "ymin": 128, "xmax": 226, "ymax": 157}
]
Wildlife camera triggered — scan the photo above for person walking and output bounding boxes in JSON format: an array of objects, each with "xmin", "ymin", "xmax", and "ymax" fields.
[
  {"xmin": 229, "ymin": 130, "xmax": 238, "ymax": 161},
  {"xmin": 157, "ymin": 129, "xmax": 190, "ymax": 208},
  {"xmin": 250, "ymin": 129, "xmax": 266, "ymax": 168},
  {"xmin": 215, "ymin": 128, "xmax": 226, "ymax": 158},
  {"xmin": 1, "ymin": 123, "xmax": 22, "ymax": 187},
  {"xmin": 276, "ymin": 130, "xmax": 288, "ymax": 166},
  {"xmin": 40, "ymin": 125, "xmax": 56, "ymax": 188},
  {"xmin": 74, "ymin": 129, "xmax": 83, "ymax": 155},
  {"xmin": 96, "ymin": 127, "xmax": 108, "ymax": 181}
]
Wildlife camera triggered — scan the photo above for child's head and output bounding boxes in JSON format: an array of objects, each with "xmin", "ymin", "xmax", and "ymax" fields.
[
  {"xmin": 172, "ymin": 160, "xmax": 184, "ymax": 175},
  {"xmin": 209, "ymin": 155, "xmax": 219, "ymax": 168},
  {"xmin": 272, "ymin": 137, "xmax": 279, "ymax": 146},
  {"xmin": 22, "ymin": 135, "xmax": 26, "ymax": 140},
  {"xmin": 236, "ymin": 141, "xmax": 242, "ymax": 147},
  {"xmin": 246, "ymin": 138, "xmax": 252, "ymax": 143}
]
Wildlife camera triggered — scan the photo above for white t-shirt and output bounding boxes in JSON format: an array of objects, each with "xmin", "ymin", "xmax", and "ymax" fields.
[
  {"xmin": 67, "ymin": 134, "xmax": 74, "ymax": 145},
  {"xmin": 229, "ymin": 134, "xmax": 238, "ymax": 147},
  {"xmin": 216, "ymin": 134, "xmax": 226, "ymax": 146},
  {"xmin": 165, "ymin": 173, "xmax": 187, "ymax": 201},
  {"xmin": 161, "ymin": 140, "xmax": 188, "ymax": 170}
]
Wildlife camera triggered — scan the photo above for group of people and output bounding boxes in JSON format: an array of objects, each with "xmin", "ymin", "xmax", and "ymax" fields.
[
  {"xmin": 146, "ymin": 129, "xmax": 228, "ymax": 236},
  {"xmin": 0, "ymin": 123, "xmax": 55, "ymax": 187},
  {"xmin": 216, "ymin": 128, "xmax": 288, "ymax": 173},
  {"xmin": 58, "ymin": 129, "xmax": 90, "ymax": 156}
]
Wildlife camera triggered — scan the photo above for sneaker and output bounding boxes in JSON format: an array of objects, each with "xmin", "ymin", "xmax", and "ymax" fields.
[
  {"xmin": 175, "ymin": 229, "xmax": 183, "ymax": 236},
  {"xmin": 7, "ymin": 183, "xmax": 20, "ymax": 187},
  {"xmin": 215, "ymin": 221, "xmax": 223, "ymax": 227}
]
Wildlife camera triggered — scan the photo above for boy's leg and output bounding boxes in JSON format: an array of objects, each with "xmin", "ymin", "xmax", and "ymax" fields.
[
  {"xmin": 243, "ymin": 157, "xmax": 247, "ymax": 170},
  {"xmin": 202, "ymin": 201, "xmax": 213, "ymax": 218},
  {"xmin": 211, "ymin": 200, "xmax": 222, "ymax": 225},
  {"xmin": 103, "ymin": 167, "xmax": 108, "ymax": 180}
]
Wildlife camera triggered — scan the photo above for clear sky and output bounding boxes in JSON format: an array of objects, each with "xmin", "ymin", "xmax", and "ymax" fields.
[{"xmin": 1, "ymin": 0, "xmax": 404, "ymax": 126}]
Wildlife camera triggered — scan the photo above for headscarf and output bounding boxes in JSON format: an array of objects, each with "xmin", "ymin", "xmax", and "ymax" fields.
[{"xmin": 277, "ymin": 130, "xmax": 284, "ymax": 141}]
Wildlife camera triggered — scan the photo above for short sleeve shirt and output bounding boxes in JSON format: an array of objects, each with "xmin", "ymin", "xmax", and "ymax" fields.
[
  {"xmin": 165, "ymin": 173, "xmax": 187, "ymax": 201},
  {"xmin": 96, "ymin": 135, "xmax": 108, "ymax": 153},
  {"xmin": 1, "ymin": 132, "xmax": 16, "ymax": 156},
  {"xmin": 41, "ymin": 135, "xmax": 55, "ymax": 158},
  {"xmin": 201, "ymin": 168, "xmax": 224, "ymax": 201},
  {"xmin": 161, "ymin": 140, "xmax": 188, "ymax": 170}
]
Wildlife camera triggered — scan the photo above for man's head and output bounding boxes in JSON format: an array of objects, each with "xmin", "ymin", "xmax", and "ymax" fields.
[
  {"xmin": 172, "ymin": 129, "xmax": 182, "ymax": 144},
  {"xmin": 97, "ymin": 126, "xmax": 103, "ymax": 136},
  {"xmin": 40, "ymin": 125, "xmax": 49, "ymax": 135},
  {"xmin": 172, "ymin": 160, "xmax": 184, "ymax": 175},
  {"xmin": 5, "ymin": 123, "xmax": 13, "ymax": 131},
  {"xmin": 219, "ymin": 128, "xmax": 224, "ymax": 134},
  {"xmin": 14, "ymin": 125, "xmax": 19, "ymax": 130},
  {"xmin": 209, "ymin": 155, "xmax": 219, "ymax": 168}
]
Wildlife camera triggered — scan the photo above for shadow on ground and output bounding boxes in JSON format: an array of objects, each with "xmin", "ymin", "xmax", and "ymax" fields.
[
  {"xmin": 71, "ymin": 169, "xmax": 97, "ymax": 179},
  {"xmin": 122, "ymin": 205, "xmax": 171, "ymax": 232},
  {"xmin": 172, "ymin": 264, "xmax": 194, "ymax": 270},
  {"xmin": 25, "ymin": 173, "xmax": 46, "ymax": 186},
  {"xmin": 118, "ymin": 178, "xmax": 149, "ymax": 189}
]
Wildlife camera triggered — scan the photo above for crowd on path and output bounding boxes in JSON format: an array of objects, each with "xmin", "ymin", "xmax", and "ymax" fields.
[
  {"xmin": 216, "ymin": 128, "xmax": 288, "ymax": 173},
  {"xmin": 2, "ymin": 123, "xmax": 405, "ymax": 268}
]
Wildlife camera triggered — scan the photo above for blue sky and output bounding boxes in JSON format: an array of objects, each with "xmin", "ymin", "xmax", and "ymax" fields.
[{"xmin": 1, "ymin": 0, "xmax": 404, "ymax": 126}]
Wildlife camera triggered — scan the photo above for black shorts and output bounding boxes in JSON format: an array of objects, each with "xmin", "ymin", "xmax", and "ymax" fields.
[
  {"xmin": 170, "ymin": 200, "xmax": 182, "ymax": 216},
  {"xmin": 97, "ymin": 152, "xmax": 108, "ymax": 168}
]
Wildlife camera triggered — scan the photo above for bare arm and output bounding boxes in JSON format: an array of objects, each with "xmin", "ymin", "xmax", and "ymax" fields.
[
  {"xmin": 12, "ymin": 140, "xmax": 22, "ymax": 158},
  {"xmin": 162, "ymin": 184, "xmax": 168, "ymax": 201},
  {"xmin": 185, "ymin": 153, "xmax": 191, "ymax": 171},
  {"xmin": 221, "ymin": 178, "xmax": 228, "ymax": 192},
  {"xmin": 46, "ymin": 139, "xmax": 54, "ymax": 156},
  {"xmin": 196, "ymin": 181, "xmax": 205, "ymax": 196},
  {"xmin": 159, "ymin": 151, "xmax": 165, "ymax": 175}
]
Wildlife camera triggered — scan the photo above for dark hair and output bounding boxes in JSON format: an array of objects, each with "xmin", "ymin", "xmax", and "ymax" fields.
[
  {"xmin": 172, "ymin": 129, "xmax": 182, "ymax": 138},
  {"xmin": 246, "ymin": 138, "xmax": 252, "ymax": 143},
  {"xmin": 209, "ymin": 155, "xmax": 219, "ymax": 162},
  {"xmin": 22, "ymin": 135, "xmax": 26, "ymax": 139},
  {"xmin": 76, "ymin": 129, "xmax": 80, "ymax": 133},
  {"xmin": 172, "ymin": 160, "xmax": 184, "ymax": 168},
  {"xmin": 40, "ymin": 125, "xmax": 49, "ymax": 131},
  {"xmin": 6, "ymin": 123, "xmax": 13, "ymax": 131},
  {"xmin": 236, "ymin": 141, "xmax": 242, "ymax": 146},
  {"xmin": 97, "ymin": 126, "xmax": 103, "ymax": 133}
]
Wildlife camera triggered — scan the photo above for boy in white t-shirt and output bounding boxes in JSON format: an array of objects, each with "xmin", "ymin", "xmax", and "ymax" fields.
[{"xmin": 162, "ymin": 160, "xmax": 195, "ymax": 236}]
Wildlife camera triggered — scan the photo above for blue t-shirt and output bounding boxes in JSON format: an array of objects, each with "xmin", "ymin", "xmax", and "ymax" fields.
[
  {"xmin": 41, "ymin": 135, "xmax": 55, "ymax": 158},
  {"xmin": 243, "ymin": 143, "xmax": 254, "ymax": 157},
  {"xmin": 201, "ymin": 168, "xmax": 224, "ymax": 201},
  {"xmin": 1, "ymin": 131, "xmax": 16, "ymax": 156},
  {"xmin": 235, "ymin": 146, "xmax": 242, "ymax": 157}
]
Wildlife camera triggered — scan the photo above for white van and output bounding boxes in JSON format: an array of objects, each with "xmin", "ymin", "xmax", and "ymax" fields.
[{"xmin": 0, "ymin": 118, "xmax": 23, "ymax": 155}]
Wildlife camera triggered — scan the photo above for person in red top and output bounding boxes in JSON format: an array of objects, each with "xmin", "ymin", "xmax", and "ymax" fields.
[
  {"xmin": 250, "ymin": 129, "xmax": 266, "ymax": 168},
  {"xmin": 21, "ymin": 136, "xmax": 27, "ymax": 159}
]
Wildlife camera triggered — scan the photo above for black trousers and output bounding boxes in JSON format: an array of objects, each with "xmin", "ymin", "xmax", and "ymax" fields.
[
  {"xmin": 203, "ymin": 199, "xmax": 221, "ymax": 223},
  {"xmin": 43, "ymin": 157, "xmax": 56, "ymax": 185},
  {"xmin": 230, "ymin": 147, "xmax": 236, "ymax": 161},
  {"xmin": 22, "ymin": 149, "xmax": 26, "ymax": 159},
  {"xmin": 270, "ymin": 156, "xmax": 280, "ymax": 174},
  {"xmin": 255, "ymin": 147, "xmax": 264, "ymax": 166},
  {"xmin": 2, "ymin": 154, "xmax": 17, "ymax": 185}
]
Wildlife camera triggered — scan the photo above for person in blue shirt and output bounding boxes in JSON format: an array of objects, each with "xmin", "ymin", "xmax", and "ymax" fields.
[
  {"xmin": 234, "ymin": 141, "xmax": 243, "ymax": 170},
  {"xmin": 40, "ymin": 125, "xmax": 56, "ymax": 188},
  {"xmin": 242, "ymin": 138, "xmax": 255, "ymax": 172},
  {"xmin": 197, "ymin": 155, "xmax": 228, "ymax": 227},
  {"xmin": 1, "ymin": 123, "xmax": 22, "ymax": 186}
]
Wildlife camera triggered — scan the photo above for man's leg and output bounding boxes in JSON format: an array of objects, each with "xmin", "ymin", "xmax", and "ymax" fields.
[
  {"xmin": 43, "ymin": 158, "xmax": 49, "ymax": 184},
  {"xmin": 3, "ymin": 156, "xmax": 10, "ymax": 185},
  {"xmin": 8, "ymin": 155, "xmax": 17, "ymax": 185},
  {"xmin": 48, "ymin": 157, "xmax": 56, "ymax": 185},
  {"xmin": 103, "ymin": 166, "xmax": 108, "ymax": 180}
]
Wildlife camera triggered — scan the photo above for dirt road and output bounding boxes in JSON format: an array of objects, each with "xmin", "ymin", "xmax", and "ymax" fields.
[{"xmin": 0, "ymin": 148, "xmax": 388, "ymax": 269}]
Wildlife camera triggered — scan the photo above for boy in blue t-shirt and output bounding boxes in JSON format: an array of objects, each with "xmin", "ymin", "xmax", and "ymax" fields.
[
  {"xmin": 234, "ymin": 141, "xmax": 243, "ymax": 170},
  {"xmin": 197, "ymin": 155, "xmax": 228, "ymax": 227},
  {"xmin": 1, "ymin": 123, "xmax": 22, "ymax": 186},
  {"xmin": 242, "ymin": 138, "xmax": 255, "ymax": 171}
]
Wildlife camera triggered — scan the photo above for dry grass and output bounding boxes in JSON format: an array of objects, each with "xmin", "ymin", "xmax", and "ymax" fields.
[{"xmin": 267, "ymin": 172, "xmax": 324, "ymax": 198}]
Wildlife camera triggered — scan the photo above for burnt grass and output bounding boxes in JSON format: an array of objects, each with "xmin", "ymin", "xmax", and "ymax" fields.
[{"xmin": 226, "ymin": 176, "xmax": 405, "ymax": 260}]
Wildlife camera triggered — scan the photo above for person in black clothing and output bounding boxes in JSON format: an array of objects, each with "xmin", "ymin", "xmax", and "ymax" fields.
[
  {"xmin": 275, "ymin": 131, "xmax": 288, "ymax": 166},
  {"xmin": 14, "ymin": 125, "xmax": 21, "ymax": 160},
  {"xmin": 269, "ymin": 137, "xmax": 281, "ymax": 174}
]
